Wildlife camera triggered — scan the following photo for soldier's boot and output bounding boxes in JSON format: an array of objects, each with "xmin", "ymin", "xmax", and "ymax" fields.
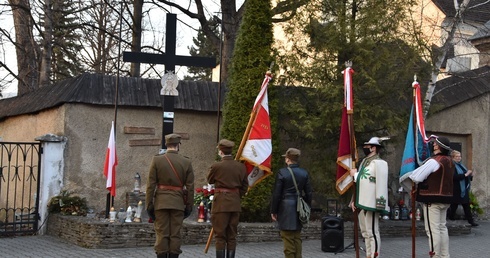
[
  {"xmin": 227, "ymin": 249, "xmax": 236, "ymax": 258},
  {"xmin": 469, "ymin": 219, "xmax": 479, "ymax": 227},
  {"xmin": 216, "ymin": 249, "xmax": 226, "ymax": 258},
  {"xmin": 168, "ymin": 253, "xmax": 179, "ymax": 258},
  {"xmin": 156, "ymin": 253, "xmax": 168, "ymax": 258}
]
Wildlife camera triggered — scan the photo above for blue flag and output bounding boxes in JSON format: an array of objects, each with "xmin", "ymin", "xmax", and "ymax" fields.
[
  {"xmin": 399, "ymin": 82, "xmax": 431, "ymax": 191},
  {"xmin": 400, "ymin": 107, "xmax": 417, "ymax": 191}
]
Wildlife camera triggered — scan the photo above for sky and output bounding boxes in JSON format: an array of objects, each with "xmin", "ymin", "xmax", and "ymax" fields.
[{"xmin": 0, "ymin": 1, "xmax": 232, "ymax": 97}]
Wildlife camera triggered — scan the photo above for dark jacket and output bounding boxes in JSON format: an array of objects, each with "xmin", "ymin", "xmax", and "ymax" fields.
[
  {"xmin": 270, "ymin": 164, "xmax": 313, "ymax": 231},
  {"xmin": 207, "ymin": 156, "xmax": 248, "ymax": 213}
]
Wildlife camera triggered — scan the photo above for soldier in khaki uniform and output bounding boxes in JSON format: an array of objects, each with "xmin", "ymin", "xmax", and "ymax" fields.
[
  {"xmin": 146, "ymin": 134, "xmax": 194, "ymax": 258},
  {"xmin": 207, "ymin": 139, "xmax": 248, "ymax": 258}
]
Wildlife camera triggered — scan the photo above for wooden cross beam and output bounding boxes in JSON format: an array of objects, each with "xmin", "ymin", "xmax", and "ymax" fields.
[{"xmin": 123, "ymin": 13, "xmax": 217, "ymax": 150}]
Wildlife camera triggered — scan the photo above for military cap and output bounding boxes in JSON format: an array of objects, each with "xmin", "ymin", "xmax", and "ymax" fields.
[
  {"xmin": 281, "ymin": 148, "xmax": 301, "ymax": 158},
  {"xmin": 165, "ymin": 134, "xmax": 182, "ymax": 145},
  {"xmin": 218, "ymin": 139, "xmax": 234, "ymax": 148}
]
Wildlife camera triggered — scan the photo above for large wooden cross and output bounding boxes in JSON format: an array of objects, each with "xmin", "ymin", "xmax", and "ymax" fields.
[{"xmin": 123, "ymin": 13, "xmax": 217, "ymax": 150}]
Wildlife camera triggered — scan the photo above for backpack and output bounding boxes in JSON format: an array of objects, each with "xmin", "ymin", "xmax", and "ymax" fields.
[{"xmin": 287, "ymin": 167, "xmax": 311, "ymax": 225}]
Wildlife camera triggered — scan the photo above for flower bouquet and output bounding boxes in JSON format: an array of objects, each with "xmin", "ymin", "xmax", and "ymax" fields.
[
  {"xmin": 194, "ymin": 185, "xmax": 215, "ymax": 206},
  {"xmin": 194, "ymin": 185, "xmax": 214, "ymax": 222}
]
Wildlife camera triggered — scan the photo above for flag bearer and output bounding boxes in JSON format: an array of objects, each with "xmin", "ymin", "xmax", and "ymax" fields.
[
  {"xmin": 409, "ymin": 136, "xmax": 454, "ymax": 258},
  {"xmin": 350, "ymin": 137, "xmax": 389, "ymax": 258},
  {"xmin": 207, "ymin": 139, "xmax": 248, "ymax": 258}
]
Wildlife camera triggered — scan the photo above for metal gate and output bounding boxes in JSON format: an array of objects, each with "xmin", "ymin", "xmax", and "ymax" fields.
[{"xmin": 0, "ymin": 142, "xmax": 42, "ymax": 236}]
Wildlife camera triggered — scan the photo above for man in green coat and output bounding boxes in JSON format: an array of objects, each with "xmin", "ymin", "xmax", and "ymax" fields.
[{"xmin": 146, "ymin": 134, "xmax": 194, "ymax": 258}]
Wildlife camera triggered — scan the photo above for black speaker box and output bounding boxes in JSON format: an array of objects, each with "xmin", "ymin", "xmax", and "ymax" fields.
[{"xmin": 321, "ymin": 216, "xmax": 344, "ymax": 252}]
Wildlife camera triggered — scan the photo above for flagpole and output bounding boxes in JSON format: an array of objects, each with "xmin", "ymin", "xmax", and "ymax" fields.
[
  {"xmin": 105, "ymin": 1, "xmax": 123, "ymax": 219},
  {"xmin": 348, "ymin": 115, "xmax": 359, "ymax": 258},
  {"xmin": 204, "ymin": 228, "xmax": 214, "ymax": 253},
  {"xmin": 411, "ymin": 75, "xmax": 418, "ymax": 258},
  {"xmin": 345, "ymin": 61, "xmax": 360, "ymax": 258}
]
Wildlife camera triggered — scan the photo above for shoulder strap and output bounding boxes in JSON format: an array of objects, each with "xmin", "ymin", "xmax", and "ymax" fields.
[
  {"xmin": 164, "ymin": 154, "xmax": 183, "ymax": 187},
  {"xmin": 287, "ymin": 167, "xmax": 300, "ymax": 195}
]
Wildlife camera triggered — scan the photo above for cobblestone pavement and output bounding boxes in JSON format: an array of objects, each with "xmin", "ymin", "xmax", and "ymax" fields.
[{"xmin": 0, "ymin": 220, "xmax": 487, "ymax": 257}]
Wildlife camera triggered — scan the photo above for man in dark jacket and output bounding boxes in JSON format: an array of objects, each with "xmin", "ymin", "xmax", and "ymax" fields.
[
  {"xmin": 146, "ymin": 134, "xmax": 195, "ymax": 258},
  {"xmin": 207, "ymin": 139, "xmax": 248, "ymax": 258},
  {"xmin": 271, "ymin": 148, "xmax": 313, "ymax": 258},
  {"xmin": 409, "ymin": 136, "xmax": 454, "ymax": 258}
]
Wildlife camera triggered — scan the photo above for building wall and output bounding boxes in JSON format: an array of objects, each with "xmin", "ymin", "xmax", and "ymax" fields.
[
  {"xmin": 413, "ymin": 0, "xmax": 445, "ymax": 47},
  {"xmin": 425, "ymin": 93, "xmax": 490, "ymax": 213},
  {"xmin": 0, "ymin": 103, "xmax": 219, "ymax": 213},
  {"xmin": 0, "ymin": 106, "xmax": 65, "ymax": 141},
  {"xmin": 62, "ymin": 104, "xmax": 219, "ymax": 212}
]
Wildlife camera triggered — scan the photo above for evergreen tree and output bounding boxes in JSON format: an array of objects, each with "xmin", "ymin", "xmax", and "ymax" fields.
[
  {"xmin": 37, "ymin": 0, "xmax": 84, "ymax": 84},
  {"xmin": 273, "ymin": 0, "xmax": 431, "ymax": 199},
  {"xmin": 50, "ymin": 0, "xmax": 84, "ymax": 81},
  {"xmin": 220, "ymin": 0, "xmax": 275, "ymax": 222},
  {"xmin": 184, "ymin": 21, "xmax": 219, "ymax": 81}
]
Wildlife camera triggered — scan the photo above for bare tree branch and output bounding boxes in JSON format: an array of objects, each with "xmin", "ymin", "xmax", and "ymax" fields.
[{"xmin": 423, "ymin": 0, "xmax": 470, "ymax": 118}]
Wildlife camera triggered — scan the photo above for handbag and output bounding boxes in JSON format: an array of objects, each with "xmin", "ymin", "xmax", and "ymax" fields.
[{"xmin": 287, "ymin": 167, "xmax": 311, "ymax": 225}]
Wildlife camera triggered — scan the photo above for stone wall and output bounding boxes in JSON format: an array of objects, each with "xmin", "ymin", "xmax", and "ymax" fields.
[{"xmin": 46, "ymin": 214, "xmax": 471, "ymax": 249}]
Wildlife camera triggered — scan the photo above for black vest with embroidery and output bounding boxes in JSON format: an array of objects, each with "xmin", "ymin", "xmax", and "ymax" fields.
[{"xmin": 416, "ymin": 154, "xmax": 454, "ymax": 204}]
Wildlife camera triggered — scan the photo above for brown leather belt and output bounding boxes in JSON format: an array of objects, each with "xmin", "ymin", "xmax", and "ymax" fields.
[
  {"xmin": 215, "ymin": 188, "xmax": 239, "ymax": 193},
  {"xmin": 157, "ymin": 184, "xmax": 182, "ymax": 191}
]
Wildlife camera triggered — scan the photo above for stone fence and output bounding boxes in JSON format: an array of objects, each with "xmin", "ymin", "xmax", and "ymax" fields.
[{"xmin": 46, "ymin": 214, "xmax": 472, "ymax": 249}]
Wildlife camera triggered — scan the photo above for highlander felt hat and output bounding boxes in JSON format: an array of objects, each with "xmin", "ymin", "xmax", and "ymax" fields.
[
  {"xmin": 165, "ymin": 134, "xmax": 182, "ymax": 145},
  {"xmin": 364, "ymin": 137, "xmax": 383, "ymax": 147},
  {"xmin": 281, "ymin": 148, "xmax": 301, "ymax": 158},
  {"xmin": 435, "ymin": 136, "xmax": 452, "ymax": 151}
]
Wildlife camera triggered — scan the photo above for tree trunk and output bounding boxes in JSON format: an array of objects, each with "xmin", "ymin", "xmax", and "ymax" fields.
[
  {"xmin": 219, "ymin": 0, "xmax": 240, "ymax": 84},
  {"xmin": 130, "ymin": 0, "xmax": 143, "ymax": 77},
  {"xmin": 9, "ymin": 0, "xmax": 40, "ymax": 95},
  {"xmin": 39, "ymin": 0, "xmax": 53, "ymax": 87}
]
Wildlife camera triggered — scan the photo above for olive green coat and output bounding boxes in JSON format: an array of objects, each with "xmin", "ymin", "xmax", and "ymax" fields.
[
  {"xmin": 207, "ymin": 156, "xmax": 248, "ymax": 213},
  {"xmin": 146, "ymin": 150, "xmax": 195, "ymax": 211}
]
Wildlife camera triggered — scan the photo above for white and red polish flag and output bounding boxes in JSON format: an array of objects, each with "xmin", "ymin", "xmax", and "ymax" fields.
[
  {"xmin": 239, "ymin": 72, "xmax": 273, "ymax": 187},
  {"xmin": 103, "ymin": 121, "xmax": 118, "ymax": 196}
]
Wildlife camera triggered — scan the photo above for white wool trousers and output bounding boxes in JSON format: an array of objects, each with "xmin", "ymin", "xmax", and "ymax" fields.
[
  {"xmin": 423, "ymin": 203, "xmax": 450, "ymax": 258},
  {"xmin": 359, "ymin": 210, "xmax": 380, "ymax": 258}
]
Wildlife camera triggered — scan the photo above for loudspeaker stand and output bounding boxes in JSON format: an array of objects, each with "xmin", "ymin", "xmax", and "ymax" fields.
[{"xmin": 335, "ymin": 241, "xmax": 365, "ymax": 254}]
